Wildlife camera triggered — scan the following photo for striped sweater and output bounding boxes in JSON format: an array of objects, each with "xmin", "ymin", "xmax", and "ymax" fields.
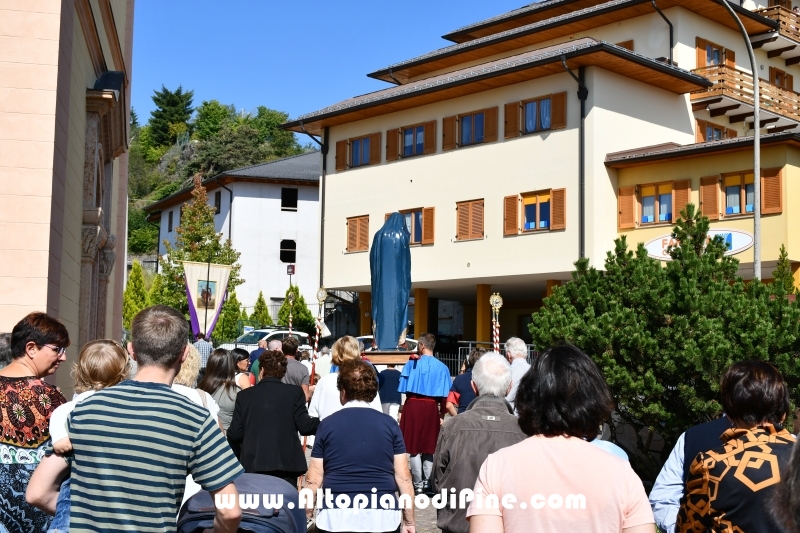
[{"xmin": 64, "ymin": 380, "xmax": 242, "ymax": 532}]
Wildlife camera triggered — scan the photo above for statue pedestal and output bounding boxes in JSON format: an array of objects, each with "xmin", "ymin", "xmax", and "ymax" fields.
[{"xmin": 362, "ymin": 351, "xmax": 414, "ymax": 365}]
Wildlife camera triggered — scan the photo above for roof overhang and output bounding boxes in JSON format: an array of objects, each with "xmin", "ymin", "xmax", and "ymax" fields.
[
  {"xmin": 283, "ymin": 39, "xmax": 712, "ymax": 135},
  {"xmin": 443, "ymin": 0, "xmax": 773, "ymax": 45},
  {"xmin": 604, "ymin": 132, "xmax": 800, "ymax": 168},
  {"xmin": 143, "ymin": 174, "xmax": 318, "ymax": 214},
  {"xmin": 371, "ymin": 0, "xmax": 776, "ymax": 84}
]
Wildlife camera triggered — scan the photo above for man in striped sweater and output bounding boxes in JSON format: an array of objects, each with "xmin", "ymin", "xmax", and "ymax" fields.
[{"xmin": 27, "ymin": 305, "xmax": 243, "ymax": 533}]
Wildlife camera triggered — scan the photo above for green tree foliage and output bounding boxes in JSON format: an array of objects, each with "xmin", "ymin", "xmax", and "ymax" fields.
[
  {"xmin": 130, "ymin": 107, "xmax": 139, "ymax": 129},
  {"xmin": 251, "ymin": 291, "xmax": 274, "ymax": 328},
  {"xmin": 149, "ymin": 85, "xmax": 194, "ymax": 147},
  {"xmin": 149, "ymin": 272, "xmax": 166, "ymax": 305},
  {"xmin": 277, "ymin": 285, "xmax": 315, "ymax": 335},
  {"xmin": 157, "ymin": 176, "xmax": 243, "ymax": 315},
  {"xmin": 240, "ymin": 307, "xmax": 249, "ymax": 321},
  {"xmin": 123, "ymin": 261, "xmax": 149, "ymax": 330},
  {"xmin": 249, "ymin": 107, "xmax": 303, "ymax": 157},
  {"xmin": 212, "ymin": 291, "xmax": 242, "ymax": 343},
  {"xmin": 194, "ymin": 100, "xmax": 236, "ymax": 141},
  {"xmin": 773, "ymin": 244, "xmax": 797, "ymax": 295},
  {"xmin": 189, "ymin": 123, "xmax": 273, "ymax": 176},
  {"xmin": 127, "ymin": 205, "xmax": 158, "ymax": 254},
  {"xmin": 529, "ymin": 204, "xmax": 800, "ymax": 481}
]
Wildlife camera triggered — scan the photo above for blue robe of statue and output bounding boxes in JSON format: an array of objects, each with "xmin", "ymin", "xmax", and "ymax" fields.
[{"xmin": 370, "ymin": 213, "xmax": 411, "ymax": 350}]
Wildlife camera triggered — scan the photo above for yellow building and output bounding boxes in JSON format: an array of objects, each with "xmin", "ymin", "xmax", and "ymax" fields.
[
  {"xmin": 0, "ymin": 0, "xmax": 133, "ymax": 393},
  {"xmin": 283, "ymin": 0, "xmax": 799, "ymax": 342}
]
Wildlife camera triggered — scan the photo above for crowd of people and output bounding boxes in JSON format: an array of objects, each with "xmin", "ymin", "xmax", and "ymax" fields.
[{"xmin": 1, "ymin": 307, "xmax": 800, "ymax": 532}]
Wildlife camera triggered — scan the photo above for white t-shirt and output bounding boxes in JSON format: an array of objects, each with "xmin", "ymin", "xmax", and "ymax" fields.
[
  {"xmin": 308, "ymin": 373, "xmax": 382, "ymax": 420},
  {"xmin": 48, "ymin": 390, "xmax": 96, "ymax": 442}
]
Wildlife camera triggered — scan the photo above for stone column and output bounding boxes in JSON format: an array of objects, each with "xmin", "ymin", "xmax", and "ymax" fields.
[{"xmin": 97, "ymin": 235, "xmax": 116, "ymax": 339}]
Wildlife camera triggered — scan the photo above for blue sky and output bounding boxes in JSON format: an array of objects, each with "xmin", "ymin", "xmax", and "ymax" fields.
[{"xmin": 131, "ymin": 0, "xmax": 528, "ymax": 124}]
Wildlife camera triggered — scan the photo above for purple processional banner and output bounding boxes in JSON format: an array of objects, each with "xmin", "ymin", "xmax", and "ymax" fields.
[{"xmin": 182, "ymin": 261, "xmax": 232, "ymax": 337}]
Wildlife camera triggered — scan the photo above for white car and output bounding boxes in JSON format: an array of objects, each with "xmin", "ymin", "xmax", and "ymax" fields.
[{"xmin": 218, "ymin": 329, "xmax": 310, "ymax": 353}]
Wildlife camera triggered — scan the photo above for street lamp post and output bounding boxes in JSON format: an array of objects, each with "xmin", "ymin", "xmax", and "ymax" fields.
[
  {"xmin": 287, "ymin": 290, "xmax": 295, "ymax": 334},
  {"xmin": 719, "ymin": 0, "xmax": 760, "ymax": 279}
]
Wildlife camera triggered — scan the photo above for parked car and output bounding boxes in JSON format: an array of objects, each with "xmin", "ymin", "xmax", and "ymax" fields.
[
  {"xmin": 218, "ymin": 329, "xmax": 310, "ymax": 353},
  {"xmin": 357, "ymin": 335, "xmax": 418, "ymax": 352}
]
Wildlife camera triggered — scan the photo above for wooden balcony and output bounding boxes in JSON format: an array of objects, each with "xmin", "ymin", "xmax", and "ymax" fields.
[
  {"xmin": 752, "ymin": 6, "xmax": 800, "ymax": 66},
  {"xmin": 691, "ymin": 64, "xmax": 800, "ymax": 132}
]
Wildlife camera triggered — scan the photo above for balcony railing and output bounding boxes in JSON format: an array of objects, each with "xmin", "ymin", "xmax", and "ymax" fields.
[
  {"xmin": 691, "ymin": 64, "xmax": 800, "ymax": 124},
  {"xmin": 755, "ymin": 6, "xmax": 800, "ymax": 43}
]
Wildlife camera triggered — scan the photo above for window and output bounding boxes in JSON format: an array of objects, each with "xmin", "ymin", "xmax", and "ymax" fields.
[
  {"xmin": 281, "ymin": 188, "xmax": 298, "ymax": 211},
  {"xmin": 696, "ymin": 38, "xmax": 733, "ymax": 69},
  {"xmin": 334, "ymin": 132, "xmax": 381, "ymax": 171},
  {"xmin": 403, "ymin": 125, "xmax": 425, "ymax": 157},
  {"xmin": 168, "ymin": 210, "xmax": 173, "ymax": 232},
  {"xmin": 214, "ymin": 191, "xmax": 221, "ymax": 215},
  {"xmin": 456, "ymin": 200, "xmax": 484, "ymax": 241},
  {"xmin": 523, "ymin": 97, "xmax": 552, "ymax": 134},
  {"xmin": 696, "ymin": 119, "xmax": 735, "ymax": 143},
  {"xmin": 391, "ymin": 207, "xmax": 435, "ymax": 244},
  {"xmin": 346, "ymin": 215, "xmax": 370, "ymax": 252},
  {"xmin": 350, "ymin": 136, "xmax": 370, "ymax": 167},
  {"xmin": 724, "ymin": 173, "xmax": 755, "ymax": 215},
  {"xmin": 505, "ymin": 93, "xmax": 566, "ymax": 139},
  {"xmin": 505, "ymin": 189, "xmax": 566, "ymax": 235},
  {"xmin": 706, "ymin": 42, "xmax": 722, "ymax": 66},
  {"xmin": 280, "ymin": 240, "xmax": 296, "ymax": 263},
  {"xmin": 460, "ymin": 111, "xmax": 485, "ymax": 146},
  {"xmin": 640, "ymin": 183, "xmax": 673, "ymax": 224},
  {"xmin": 770, "ymin": 67, "xmax": 793, "ymax": 91}
]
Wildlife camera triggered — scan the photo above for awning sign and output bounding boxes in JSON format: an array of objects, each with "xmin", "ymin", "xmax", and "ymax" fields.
[{"xmin": 644, "ymin": 229, "xmax": 754, "ymax": 261}]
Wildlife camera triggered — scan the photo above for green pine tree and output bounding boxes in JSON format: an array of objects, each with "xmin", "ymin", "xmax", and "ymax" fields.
[
  {"xmin": 148, "ymin": 85, "xmax": 194, "ymax": 147},
  {"xmin": 212, "ymin": 291, "xmax": 242, "ymax": 344},
  {"xmin": 157, "ymin": 176, "xmax": 243, "ymax": 316},
  {"xmin": 277, "ymin": 285, "xmax": 315, "ymax": 335},
  {"xmin": 529, "ymin": 204, "xmax": 800, "ymax": 482},
  {"xmin": 148, "ymin": 272, "xmax": 165, "ymax": 305},
  {"xmin": 251, "ymin": 291, "xmax": 274, "ymax": 328},
  {"xmin": 122, "ymin": 261, "xmax": 149, "ymax": 330},
  {"xmin": 240, "ymin": 307, "xmax": 249, "ymax": 322},
  {"xmin": 773, "ymin": 244, "xmax": 796, "ymax": 296}
]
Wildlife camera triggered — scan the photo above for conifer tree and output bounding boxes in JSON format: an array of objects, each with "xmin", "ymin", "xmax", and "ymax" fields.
[
  {"xmin": 148, "ymin": 85, "xmax": 194, "ymax": 146},
  {"xmin": 158, "ymin": 176, "xmax": 242, "ymax": 316},
  {"xmin": 529, "ymin": 204, "xmax": 800, "ymax": 481},
  {"xmin": 277, "ymin": 285, "xmax": 314, "ymax": 335},
  {"xmin": 773, "ymin": 244, "xmax": 797, "ymax": 296},
  {"xmin": 251, "ymin": 291, "xmax": 274, "ymax": 328},
  {"xmin": 240, "ymin": 307, "xmax": 249, "ymax": 322},
  {"xmin": 122, "ymin": 261, "xmax": 149, "ymax": 330},
  {"xmin": 148, "ymin": 272, "xmax": 165, "ymax": 305},
  {"xmin": 212, "ymin": 291, "xmax": 241, "ymax": 344}
]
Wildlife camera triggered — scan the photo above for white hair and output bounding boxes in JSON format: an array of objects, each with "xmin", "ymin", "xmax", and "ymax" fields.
[
  {"xmin": 505, "ymin": 337, "xmax": 527, "ymax": 359},
  {"xmin": 472, "ymin": 352, "xmax": 512, "ymax": 397},
  {"xmin": 268, "ymin": 339, "xmax": 283, "ymax": 351}
]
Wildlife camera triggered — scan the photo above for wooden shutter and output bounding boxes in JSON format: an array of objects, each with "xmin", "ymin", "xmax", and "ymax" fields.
[
  {"xmin": 724, "ymin": 48, "xmax": 735, "ymax": 68},
  {"xmin": 443, "ymin": 116, "xmax": 456, "ymax": 151},
  {"xmin": 504, "ymin": 102, "xmax": 520, "ymax": 139},
  {"xmin": 696, "ymin": 120, "xmax": 706, "ymax": 143},
  {"xmin": 616, "ymin": 40, "xmax": 634, "ymax": 51},
  {"xmin": 700, "ymin": 176, "xmax": 720, "ymax": 220},
  {"xmin": 470, "ymin": 200, "xmax": 484, "ymax": 239},
  {"xmin": 368, "ymin": 132, "xmax": 381, "ymax": 165},
  {"xmin": 335, "ymin": 140, "xmax": 347, "ymax": 171},
  {"xmin": 788, "ymin": 74, "xmax": 794, "ymax": 91},
  {"xmin": 346, "ymin": 218, "xmax": 357, "ymax": 251},
  {"xmin": 357, "ymin": 216, "xmax": 370, "ymax": 251},
  {"xmin": 550, "ymin": 188, "xmax": 566, "ymax": 230},
  {"xmin": 551, "ymin": 92, "xmax": 567, "ymax": 130},
  {"xmin": 762, "ymin": 168, "xmax": 783, "ymax": 214},
  {"xmin": 618, "ymin": 186, "xmax": 636, "ymax": 229},
  {"xmin": 423, "ymin": 120, "xmax": 436, "ymax": 155},
  {"xmin": 673, "ymin": 180, "xmax": 691, "ymax": 220},
  {"xmin": 386, "ymin": 129, "xmax": 399, "ymax": 162},
  {"xmin": 696, "ymin": 37, "xmax": 707, "ymax": 68},
  {"xmin": 421, "ymin": 207, "xmax": 435, "ymax": 244},
  {"xmin": 726, "ymin": 128, "xmax": 737, "ymax": 139},
  {"xmin": 503, "ymin": 195, "xmax": 519, "ymax": 236},
  {"xmin": 483, "ymin": 106, "xmax": 498, "ymax": 143},
  {"xmin": 769, "ymin": 66, "xmax": 776, "ymax": 86},
  {"xmin": 456, "ymin": 202, "xmax": 470, "ymax": 240}
]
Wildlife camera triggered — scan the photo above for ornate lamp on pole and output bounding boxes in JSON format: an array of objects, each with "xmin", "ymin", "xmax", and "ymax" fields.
[
  {"xmin": 287, "ymin": 290, "xmax": 295, "ymax": 334},
  {"xmin": 314, "ymin": 287, "xmax": 326, "ymax": 365},
  {"xmin": 490, "ymin": 292, "xmax": 503, "ymax": 353}
]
